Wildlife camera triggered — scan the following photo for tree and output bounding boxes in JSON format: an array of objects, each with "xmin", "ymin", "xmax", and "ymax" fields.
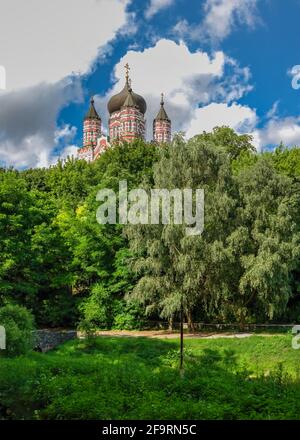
[
  {"xmin": 226, "ymin": 158, "xmax": 300, "ymax": 325},
  {"xmin": 271, "ymin": 144, "xmax": 300, "ymax": 178},
  {"xmin": 59, "ymin": 140, "xmax": 158, "ymax": 328},
  {"xmin": 126, "ymin": 134, "xmax": 238, "ymax": 330},
  {"xmin": 197, "ymin": 126, "xmax": 255, "ymax": 159},
  {"xmin": 126, "ymin": 136, "xmax": 300, "ymax": 329},
  {"xmin": 0, "ymin": 172, "xmax": 37, "ymax": 305},
  {"xmin": 0, "ymin": 303, "xmax": 35, "ymax": 356},
  {"xmin": 0, "ymin": 170, "xmax": 78, "ymax": 326},
  {"xmin": 1, "ymin": 129, "xmax": 299, "ymax": 331}
]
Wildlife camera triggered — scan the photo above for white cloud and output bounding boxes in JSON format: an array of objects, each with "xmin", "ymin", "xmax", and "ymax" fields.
[
  {"xmin": 99, "ymin": 38, "xmax": 300, "ymax": 153},
  {"xmin": 185, "ymin": 102, "xmax": 300, "ymax": 152},
  {"xmin": 54, "ymin": 125, "xmax": 78, "ymax": 145},
  {"xmin": 55, "ymin": 145, "xmax": 79, "ymax": 163},
  {"xmin": 243, "ymin": 100, "xmax": 300, "ymax": 151},
  {"xmin": 0, "ymin": 0, "xmax": 132, "ymax": 168},
  {"xmin": 95, "ymin": 39, "xmax": 253, "ymax": 138},
  {"xmin": 145, "ymin": 0, "xmax": 174, "ymax": 19},
  {"xmin": 203, "ymin": 0, "xmax": 259, "ymax": 42},
  {"xmin": 0, "ymin": 79, "xmax": 82, "ymax": 168},
  {"xmin": 186, "ymin": 102, "xmax": 258, "ymax": 138},
  {"xmin": 257, "ymin": 116, "xmax": 300, "ymax": 150},
  {"xmin": 0, "ymin": 0, "xmax": 131, "ymax": 91},
  {"xmin": 174, "ymin": 0, "xmax": 260, "ymax": 43},
  {"xmin": 115, "ymin": 39, "xmax": 225, "ymax": 96}
]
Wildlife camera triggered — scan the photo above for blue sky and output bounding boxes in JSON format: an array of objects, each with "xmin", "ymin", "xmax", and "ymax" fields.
[{"xmin": 0, "ymin": 0, "xmax": 300, "ymax": 168}]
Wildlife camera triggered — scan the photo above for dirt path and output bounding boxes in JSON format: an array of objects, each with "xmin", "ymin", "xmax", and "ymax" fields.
[{"xmin": 87, "ymin": 330, "xmax": 280, "ymax": 340}]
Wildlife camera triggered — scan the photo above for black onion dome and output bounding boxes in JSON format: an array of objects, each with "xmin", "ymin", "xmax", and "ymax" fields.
[
  {"xmin": 122, "ymin": 89, "xmax": 136, "ymax": 108},
  {"xmin": 108, "ymin": 81, "xmax": 147, "ymax": 115}
]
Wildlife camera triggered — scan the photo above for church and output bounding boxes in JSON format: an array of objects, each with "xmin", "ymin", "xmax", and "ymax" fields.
[{"xmin": 78, "ymin": 64, "xmax": 172, "ymax": 161}]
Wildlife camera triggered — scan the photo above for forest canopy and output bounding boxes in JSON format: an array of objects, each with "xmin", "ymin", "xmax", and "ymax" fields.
[{"xmin": 0, "ymin": 127, "xmax": 299, "ymax": 330}]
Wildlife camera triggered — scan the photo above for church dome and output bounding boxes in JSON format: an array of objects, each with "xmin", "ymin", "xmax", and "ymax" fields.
[
  {"xmin": 154, "ymin": 93, "xmax": 170, "ymax": 122},
  {"xmin": 85, "ymin": 97, "xmax": 101, "ymax": 120},
  {"xmin": 107, "ymin": 76, "xmax": 147, "ymax": 115}
]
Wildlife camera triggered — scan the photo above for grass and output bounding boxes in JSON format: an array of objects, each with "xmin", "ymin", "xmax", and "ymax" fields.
[{"xmin": 1, "ymin": 333, "xmax": 300, "ymax": 420}]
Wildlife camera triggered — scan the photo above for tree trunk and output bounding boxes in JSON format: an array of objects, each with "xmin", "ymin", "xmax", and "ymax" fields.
[
  {"xmin": 186, "ymin": 309, "xmax": 195, "ymax": 333},
  {"xmin": 168, "ymin": 316, "xmax": 174, "ymax": 331},
  {"xmin": 239, "ymin": 310, "xmax": 246, "ymax": 332}
]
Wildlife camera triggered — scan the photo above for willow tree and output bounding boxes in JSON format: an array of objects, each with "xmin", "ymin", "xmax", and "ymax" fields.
[
  {"xmin": 126, "ymin": 134, "xmax": 238, "ymax": 330},
  {"xmin": 225, "ymin": 158, "xmax": 300, "ymax": 325}
]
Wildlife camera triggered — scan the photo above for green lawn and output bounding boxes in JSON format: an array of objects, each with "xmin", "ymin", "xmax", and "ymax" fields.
[{"xmin": 1, "ymin": 334, "xmax": 300, "ymax": 420}]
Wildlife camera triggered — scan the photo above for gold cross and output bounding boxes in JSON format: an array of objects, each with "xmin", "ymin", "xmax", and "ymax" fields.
[{"xmin": 124, "ymin": 63, "xmax": 130, "ymax": 81}]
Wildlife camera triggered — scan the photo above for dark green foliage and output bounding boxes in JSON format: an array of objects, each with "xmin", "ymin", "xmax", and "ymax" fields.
[
  {"xmin": 271, "ymin": 144, "xmax": 300, "ymax": 178},
  {"xmin": 0, "ymin": 303, "xmax": 35, "ymax": 357},
  {"xmin": 1, "ymin": 335, "xmax": 300, "ymax": 419},
  {"xmin": 0, "ymin": 129, "xmax": 300, "ymax": 328},
  {"xmin": 127, "ymin": 135, "xmax": 300, "ymax": 327},
  {"xmin": 197, "ymin": 126, "xmax": 255, "ymax": 159},
  {"xmin": 79, "ymin": 283, "xmax": 144, "ymax": 329},
  {"xmin": 0, "ymin": 172, "xmax": 76, "ymax": 326},
  {"xmin": 1, "ymin": 129, "xmax": 300, "ymax": 421},
  {"xmin": 0, "ymin": 172, "xmax": 37, "ymax": 302},
  {"xmin": 60, "ymin": 141, "xmax": 158, "ymax": 329},
  {"xmin": 0, "ymin": 141, "xmax": 158, "ymax": 328}
]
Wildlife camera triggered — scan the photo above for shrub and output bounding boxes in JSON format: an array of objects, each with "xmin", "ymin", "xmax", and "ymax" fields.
[
  {"xmin": 0, "ymin": 304, "xmax": 35, "ymax": 357},
  {"xmin": 79, "ymin": 285, "xmax": 112, "ymax": 329},
  {"xmin": 79, "ymin": 284, "xmax": 145, "ymax": 330},
  {"xmin": 112, "ymin": 299, "xmax": 145, "ymax": 330},
  {"xmin": 37, "ymin": 291, "xmax": 79, "ymax": 328}
]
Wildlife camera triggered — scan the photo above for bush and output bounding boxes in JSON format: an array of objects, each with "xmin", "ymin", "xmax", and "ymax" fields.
[
  {"xmin": 0, "ymin": 304, "xmax": 35, "ymax": 357},
  {"xmin": 79, "ymin": 284, "xmax": 145, "ymax": 330},
  {"xmin": 36, "ymin": 291, "xmax": 79, "ymax": 328},
  {"xmin": 79, "ymin": 285, "xmax": 112, "ymax": 329},
  {"xmin": 112, "ymin": 299, "xmax": 145, "ymax": 330}
]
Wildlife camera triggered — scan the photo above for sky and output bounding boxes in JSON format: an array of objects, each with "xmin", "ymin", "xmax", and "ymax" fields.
[{"xmin": 0, "ymin": 0, "xmax": 300, "ymax": 168}]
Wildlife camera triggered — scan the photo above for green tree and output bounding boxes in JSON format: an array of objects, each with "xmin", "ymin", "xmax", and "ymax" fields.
[
  {"xmin": 0, "ymin": 172, "xmax": 36, "ymax": 305},
  {"xmin": 226, "ymin": 158, "xmax": 300, "ymax": 324},
  {"xmin": 59, "ymin": 140, "xmax": 158, "ymax": 328},
  {"xmin": 0, "ymin": 303, "xmax": 35, "ymax": 356},
  {"xmin": 126, "ymin": 135, "xmax": 238, "ymax": 330},
  {"xmin": 197, "ymin": 126, "xmax": 255, "ymax": 159}
]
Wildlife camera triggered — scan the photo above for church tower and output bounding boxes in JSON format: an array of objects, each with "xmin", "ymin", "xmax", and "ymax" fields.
[
  {"xmin": 83, "ymin": 97, "xmax": 101, "ymax": 148},
  {"xmin": 78, "ymin": 65, "xmax": 172, "ymax": 162},
  {"xmin": 78, "ymin": 97, "xmax": 102, "ymax": 161},
  {"xmin": 107, "ymin": 64, "xmax": 147, "ymax": 142},
  {"xmin": 153, "ymin": 93, "xmax": 171, "ymax": 143}
]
